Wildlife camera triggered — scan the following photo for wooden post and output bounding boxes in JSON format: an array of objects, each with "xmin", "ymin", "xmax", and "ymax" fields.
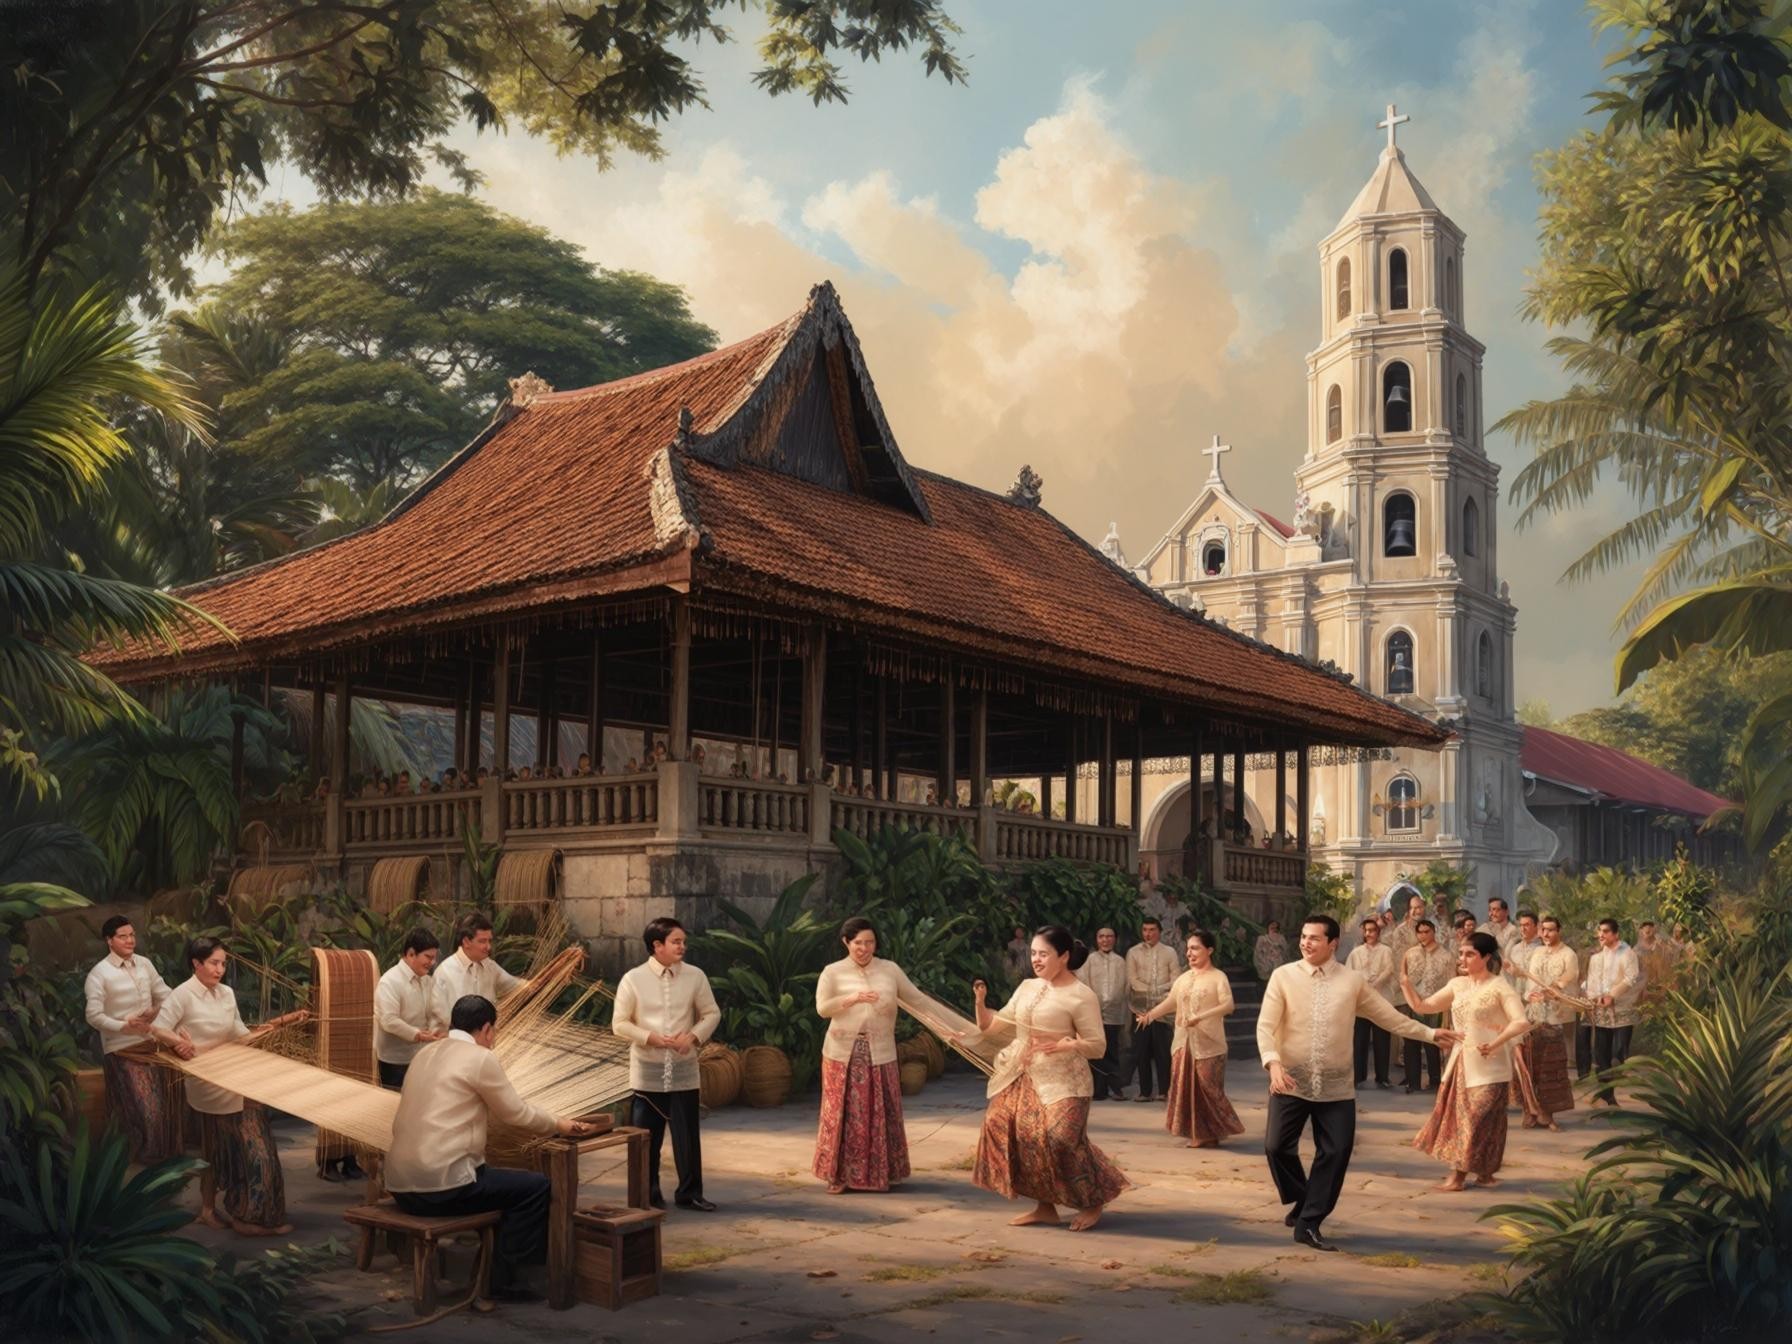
[
  {"xmin": 1188, "ymin": 730, "xmax": 1203, "ymax": 839},
  {"xmin": 873, "ymin": 677, "xmax": 888, "ymax": 799},
  {"xmin": 969, "ymin": 687, "xmax": 989, "ymax": 807},
  {"xmin": 849, "ymin": 667, "xmax": 864, "ymax": 790},
  {"xmin": 586, "ymin": 631, "xmax": 604, "ymax": 770},
  {"xmin": 1232, "ymin": 746, "xmax": 1245, "ymax": 839},
  {"xmin": 540, "ymin": 658, "xmax": 558, "ymax": 768},
  {"xmin": 1129, "ymin": 724, "xmax": 1143, "ymax": 833},
  {"xmin": 1063, "ymin": 719, "xmax": 1078, "ymax": 824},
  {"xmin": 493, "ymin": 639, "xmax": 511, "ymax": 776},
  {"xmin": 799, "ymin": 624, "xmax": 826, "ymax": 783},
  {"xmin": 937, "ymin": 665, "xmax": 955, "ymax": 802},
  {"xmin": 309, "ymin": 683, "xmax": 325, "ymax": 776},
  {"xmin": 1099, "ymin": 714, "xmax": 1116, "ymax": 828},
  {"xmin": 668, "ymin": 598, "xmax": 692, "ymax": 762},
  {"xmin": 1210, "ymin": 737, "xmax": 1224, "ymax": 838},
  {"xmin": 450, "ymin": 687, "xmax": 467, "ymax": 778},
  {"xmin": 540, "ymin": 1137, "xmax": 577, "ymax": 1311},
  {"xmin": 463, "ymin": 659, "xmax": 481, "ymax": 774},
  {"xmin": 326, "ymin": 671, "xmax": 351, "ymax": 856},
  {"xmin": 1296, "ymin": 744, "xmax": 1311, "ymax": 853},
  {"xmin": 1274, "ymin": 743, "xmax": 1288, "ymax": 849},
  {"xmin": 1041, "ymin": 771, "xmax": 1053, "ymax": 817}
]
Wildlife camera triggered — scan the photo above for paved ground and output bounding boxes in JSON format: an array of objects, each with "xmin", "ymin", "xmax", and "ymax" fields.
[{"xmin": 191, "ymin": 1063, "xmax": 1607, "ymax": 1340}]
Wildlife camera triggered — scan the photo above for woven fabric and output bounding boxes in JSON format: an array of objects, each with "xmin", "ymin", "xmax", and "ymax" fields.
[{"xmin": 312, "ymin": 947, "xmax": 378, "ymax": 1166}]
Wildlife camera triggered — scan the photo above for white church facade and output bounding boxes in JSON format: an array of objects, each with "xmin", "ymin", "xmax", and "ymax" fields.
[{"xmin": 1113, "ymin": 109, "xmax": 1558, "ymax": 912}]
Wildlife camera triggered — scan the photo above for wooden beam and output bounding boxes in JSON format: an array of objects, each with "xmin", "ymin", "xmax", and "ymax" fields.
[
  {"xmin": 1189, "ymin": 729, "xmax": 1203, "ymax": 841},
  {"xmin": 873, "ymin": 676, "xmax": 888, "ymax": 799},
  {"xmin": 586, "ymin": 631, "xmax": 604, "ymax": 770},
  {"xmin": 331, "ymin": 671, "xmax": 352, "ymax": 787},
  {"xmin": 970, "ymin": 688, "xmax": 989, "ymax": 807},
  {"xmin": 1129, "ymin": 722, "xmax": 1143, "ymax": 833},
  {"xmin": 309, "ymin": 682, "xmax": 325, "ymax": 774},
  {"xmin": 1099, "ymin": 714, "xmax": 1116, "ymax": 828},
  {"xmin": 493, "ymin": 639, "xmax": 512, "ymax": 775},
  {"xmin": 1210, "ymin": 737, "xmax": 1224, "ymax": 839},
  {"xmin": 1297, "ymin": 744, "xmax": 1311, "ymax": 853},
  {"xmin": 1232, "ymin": 746, "xmax": 1246, "ymax": 838},
  {"xmin": 799, "ymin": 624, "xmax": 826, "ymax": 783},
  {"xmin": 936, "ymin": 664, "xmax": 956, "ymax": 801},
  {"xmin": 668, "ymin": 597, "xmax": 692, "ymax": 761},
  {"xmin": 1063, "ymin": 718, "xmax": 1078, "ymax": 824},
  {"xmin": 1274, "ymin": 742, "xmax": 1288, "ymax": 848}
]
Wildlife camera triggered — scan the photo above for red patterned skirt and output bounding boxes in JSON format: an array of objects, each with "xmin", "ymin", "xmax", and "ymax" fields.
[
  {"xmin": 1413, "ymin": 1059, "xmax": 1509, "ymax": 1176},
  {"xmin": 102, "ymin": 1050, "xmax": 182, "ymax": 1164},
  {"xmin": 1165, "ymin": 1051, "xmax": 1244, "ymax": 1144},
  {"xmin": 199, "ymin": 1103, "xmax": 286, "ymax": 1227},
  {"xmin": 1515, "ymin": 1025, "xmax": 1575, "ymax": 1124},
  {"xmin": 812, "ymin": 1037, "xmax": 911, "ymax": 1191},
  {"xmin": 973, "ymin": 1076, "xmax": 1128, "ymax": 1210}
]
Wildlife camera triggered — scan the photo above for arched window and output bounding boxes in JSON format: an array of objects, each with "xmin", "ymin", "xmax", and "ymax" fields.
[
  {"xmin": 1387, "ymin": 630, "xmax": 1416, "ymax": 694},
  {"xmin": 1336, "ymin": 258, "xmax": 1352, "ymax": 321},
  {"xmin": 1389, "ymin": 248, "xmax": 1409, "ymax": 310},
  {"xmin": 1384, "ymin": 492, "xmax": 1417, "ymax": 557},
  {"xmin": 1454, "ymin": 372, "xmax": 1467, "ymax": 438},
  {"xmin": 1387, "ymin": 774, "xmax": 1419, "ymax": 831},
  {"xmin": 1326, "ymin": 384, "xmax": 1342, "ymax": 443},
  {"xmin": 1445, "ymin": 257, "xmax": 1455, "ymax": 315},
  {"xmin": 1463, "ymin": 496, "xmax": 1480, "ymax": 557},
  {"xmin": 1202, "ymin": 540, "xmax": 1226, "ymax": 576},
  {"xmin": 1477, "ymin": 631, "xmax": 1495, "ymax": 699},
  {"xmin": 1382, "ymin": 360, "xmax": 1412, "ymax": 433}
]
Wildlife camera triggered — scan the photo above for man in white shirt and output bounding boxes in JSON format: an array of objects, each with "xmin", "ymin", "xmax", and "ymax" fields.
[
  {"xmin": 1384, "ymin": 892, "xmax": 1425, "ymax": 967},
  {"xmin": 1258, "ymin": 914, "xmax": 1459, "ymax": 1252},
  {"xmin": 386, "ymin": 994, "xmax": 596, "ymax": 1300},
  {"xmin": 1400, "ymin": 920, "xmax": 1455, "ymax": 1092},
  {"xmin": 1509, "ymin": 909, "xmax": 1543, "ymax": 984},
  {"xmin": 1479, "ymin": 896, "xmax": 1523, "ymax": 956},
  {"xmin": 1077, "ymin": 927, "xmax": 1130, "ymax": 1101},
  {"xmin": 375, "ymin": 927, "xmax": 447, "ymax": 1088},
  {"xmin": 433, "ymin": 912, "xmax": 523, "ymax": 1024},
  {"xmin": 1584, "ymin": 917, "xmax": 1642, "ymax": 1105},
  {"xmin": 611, "ymin": 917, "xmax": 722, "ymax": 1211},
  {"xmin": 1125, "ymin": 917, "xmax": 1181, "ymax": 1102},
  {"xmin": 1345, "ymin": 919, "xmax": 1396, "ymax": 1090},
  {"xmin": 83, "ymin": 915, "xmax": 177, "ymax": 1162}
]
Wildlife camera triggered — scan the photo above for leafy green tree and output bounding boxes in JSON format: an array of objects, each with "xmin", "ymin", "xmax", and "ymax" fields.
[
  {"xmin": 201, "ymin": 192, "xmax": 718, "ymax": 487},
  {"xmin": 1, "ymin": 0, "xmax": 966, "ymax": 305}
]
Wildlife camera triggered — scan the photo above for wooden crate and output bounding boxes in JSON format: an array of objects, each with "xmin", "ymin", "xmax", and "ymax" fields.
[{"xmin": 572, "ymin": 1204, "xmax": 663, "ymax": 1310}]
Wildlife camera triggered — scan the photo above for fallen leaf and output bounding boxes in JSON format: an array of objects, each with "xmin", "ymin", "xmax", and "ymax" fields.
[
  {"xmin": 806, "ymin": 1269, "xmax": 838, "ymax": 1278},
  {"xmin": 1099, "ymin": 1259, "xmax": 1124, "ymax": 1270}
]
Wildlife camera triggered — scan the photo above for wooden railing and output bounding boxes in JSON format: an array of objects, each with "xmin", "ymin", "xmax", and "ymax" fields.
[
  {"xmin": 344, "ymin": 790, "xmax": 480, "ymax": 847},
  {"xmin": 239, "ymin": 800, "xmax": 324, "ymax": 857},
  {"xmin": 992, "ymin": 814, "xmax": 1130, "ymax": 866},
  {"xmin": 504, "ymin": 774, "xmax": 657, "ymax": 832},
  {"xmin": 1220, "ymin": 842, "xmax": 1307, "ymax": 890},
  {"xmin": 699, "ymin": 779, "xmax": 810, "ymax": 835},
  {"xmin": 829, "ymin": 795, "xmax": 978, "ymax": 845}
]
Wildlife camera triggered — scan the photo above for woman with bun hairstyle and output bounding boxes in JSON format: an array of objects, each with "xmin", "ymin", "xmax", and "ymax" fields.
[{"xmin": 964, "ymin": 925, "xmax": 1128, "ymax": 1231}]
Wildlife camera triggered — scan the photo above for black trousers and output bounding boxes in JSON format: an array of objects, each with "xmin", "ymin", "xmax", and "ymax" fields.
[
  {"xmin": 1592, "ymin": 1025, "xmax": 1634, "ymax": 1103},
  {"xmin": 632, "ymin": 1088, "xmax": 703, "ymax": 1203},
  {"xmin": 1575, "ymin": 1024, "xmax": 1594, "ymax": 1078},
  {"xmin": 1092, "ymin": 1024, "xmax": 1124, "ymax": 1098},
  {"xmin": 1400, "ymin": 1009, "xmax": 1442, "ymax": 1089},
  {"xmin": 1133, "ymin": 1019, "xmax": 1172, "ymax": 1098},
  {"xmin": 1353, "ymin": 1019, "xmax": 1390, "ymax": 1085},
  {"xmin": 377, "ymin": 1060, "xmax": 408, "ymax": 1090},
  {"xmin": 393, "ymin": 1165, "xmax": 550, "ymax": 1287},
  {"xmin": 1265, "ymin": 1093, "xmax": 1356, "ymax": 1230}
]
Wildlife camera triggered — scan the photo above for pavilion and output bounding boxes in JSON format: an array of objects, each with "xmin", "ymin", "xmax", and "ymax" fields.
[{"xmin": 93, "ymin": 283, "xmax": 1447, "ymax": 970}]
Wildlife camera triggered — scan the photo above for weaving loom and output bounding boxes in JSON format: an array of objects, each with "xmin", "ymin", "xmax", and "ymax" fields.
[{"xmin": 312, "ymin": 947, "xmax": 379, "ymax": 1169}]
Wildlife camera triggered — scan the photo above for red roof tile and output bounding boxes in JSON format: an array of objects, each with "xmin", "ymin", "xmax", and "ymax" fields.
[
  {"xmin": 1255, "ymin": 509, "xmax": 1295, "ymax": 539},
  {"xmin": 1521, "ymin": 725, "xmax": 1731, "ymax": 820}
]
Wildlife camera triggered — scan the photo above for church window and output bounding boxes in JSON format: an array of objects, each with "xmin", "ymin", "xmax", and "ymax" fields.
[
  {"xmin": 1384, "ymin": 492, "xmax": 1417, "ymax": 557},
  {"xmin": 1387, "ymin": 774, "xmax": 1419, "ymax": 831},
  {"xmin": 1454, "ymin": 373, "xmax": 1467, "ymax": 438},
  {"xmin": 1389, "ymin": 248, "xmax": 1410, "ymax": 310},
  {"xmin": 1383, "ymin": 361, "xmax": 1412, "ymax": 433},
  {"xmin": 1477, "ymin": 631, "xmax": 1495, "ymax": 699},
  {"xmin": 1386, "ymin": 630, "xmax": 1416, "ymax": 695},
  {"xmin": 1202, "ymin": 540, "xmax": 1227, "ymax": 576},
  {"xmin": 1326, "ymin": 385, "xmax": 1342, "ymax": 443},
  {"xmin": 1463, "ymin": 496, "xmax": 1480, "ymax": 557},
  {"xmin": 1337, "ymin": 258, "xmax": 1352, "ymax": 321}
]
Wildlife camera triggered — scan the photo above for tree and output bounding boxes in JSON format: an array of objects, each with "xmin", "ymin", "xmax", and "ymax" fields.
[
  {"xmin": 1, "ymin": 0, "xmax": 966, "ymax": 306},
  {"xmin": 200, "ymin": 192, "xmax": 718, "ymax": 487}
]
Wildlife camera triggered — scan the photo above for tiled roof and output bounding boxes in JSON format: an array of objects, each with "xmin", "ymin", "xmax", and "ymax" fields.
[
  {"xmin": 1521, "ymin": 725, "xmax": 1731, "ymax": 820},
  {"xmin": 1255, "ymin": 509, "xmax": 1294, "ymax": 539},
  {"xmin": 94, "ymin": 285, "xmax": 1444, "ymax": 748}
]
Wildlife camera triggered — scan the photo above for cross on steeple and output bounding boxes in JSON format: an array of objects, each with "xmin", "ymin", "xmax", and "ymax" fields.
[
  {"xmin": 1378, "ymin": 103, "xmax": 1410, "ymax": 151},
  {"xmin": 1203, "ymin": 433, "xmax": 1232, "ymax": 483}
]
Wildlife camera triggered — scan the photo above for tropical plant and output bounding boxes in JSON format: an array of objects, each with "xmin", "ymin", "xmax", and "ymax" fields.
[
  {"xmin": 1155, "ymin": 873, "xmax": 1263, "ymax": 970},
  {"xmin": 1397, "ymin": 859, "xmax": 1474, "ymax": 911},
  {"xmin": 1653, "ymin": 845, "xmax": 1718, "ymax": 937},
  {"xmin": 0, "ymin": 883, "xmax": 90, "ymax": 1141},
  {"xmin": 460, "ymin": 826, "xmax": 501, "ymax": 907},
  {"xmin": 699, "ymin": 875, "xmax": 833, "ymax": 1077},
  {"xmin": 1519, "ymin": 866, "xmax": 1657, "ymax": 952},
  {"xmin": 1303, "ymin": 861, "xmax": 1358, "ymax": 928},
  {"xmin": 1006, "ymin": 858, "xmax": 1143, "ymax": 952}
]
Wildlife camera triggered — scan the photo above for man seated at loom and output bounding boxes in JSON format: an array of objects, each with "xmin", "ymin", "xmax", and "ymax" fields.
[{"xmin": 384, "ymin": 994, "xmax": 598, "ymax": 1302}]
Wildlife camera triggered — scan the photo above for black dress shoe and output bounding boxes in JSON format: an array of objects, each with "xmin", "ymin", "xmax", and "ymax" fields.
[
  {"xmin": 676, "ymin": 1196, "xmax": 718, "ymax": 1212},
  {"xmin": 1283, "ymin": 1209, "xmax": 1299, "ymax": 1228},
  {"xmin": 1404, "ymin": 1085, "xmax": 1419, "ymax": 1094},
  {"xmin": 1294, "ymin": 1224, "xmax": 1339, "ymax": 1252},
  {"xmin": 648, "ymin": 1194, "xmax": 666, "ymax": 1210},
  {"xmin": 1375, "ymin": 1081, "xmax": 1392, "ymax": 1090}
]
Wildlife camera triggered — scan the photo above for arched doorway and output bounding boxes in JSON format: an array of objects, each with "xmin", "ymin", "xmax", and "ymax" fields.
[{"xmin": 1138, "ymin": 781, "xmax": 1269, "ymax": 882}]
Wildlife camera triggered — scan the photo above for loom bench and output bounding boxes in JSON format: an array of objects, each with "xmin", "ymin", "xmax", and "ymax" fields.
[{"xmin": 343, "ymin": 1203, "xmax": 499, "ymax": 1316}]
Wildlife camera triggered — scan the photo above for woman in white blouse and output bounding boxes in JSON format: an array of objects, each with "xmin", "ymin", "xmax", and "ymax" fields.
[
  {"xmin": 153, "ymin": 937, "xmax": 300, "ymax": 1234},
  {"xmin": 812, "ymin": 916, "xmax": 928, "ymax": 1195},
  {"xmin": 1137, "ymin": 928, "xmax": 1242, "ymax": 1148},
  {"xmin": 1400, "ymin": 931, "xmax": 1532, "ymax": 1192},
  {"xmin": 966, "ymin": 926, "xmax": 1128, "ymax": 1231}
]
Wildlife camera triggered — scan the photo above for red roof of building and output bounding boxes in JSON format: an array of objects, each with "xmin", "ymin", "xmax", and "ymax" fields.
[
  {"xmin": 1255, "ymin": 509, "xmax": 1295, "ymax": 539},
  {"xmin": 94, "ymin": 285, "xmax": 1445, "ymax": 749},
  {"xmin": 1520, "ymin": 725, "xmax": 1731, "ymax": 820}
]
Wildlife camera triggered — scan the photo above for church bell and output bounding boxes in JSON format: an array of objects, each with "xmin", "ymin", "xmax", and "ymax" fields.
[
  {"xmin": 1384, "ymin": 384, "xmax": 1409, "ymax": 409},
  {"xmin": 1386, "ymin": 517, "xmax": 1416, "ymax": 555}
]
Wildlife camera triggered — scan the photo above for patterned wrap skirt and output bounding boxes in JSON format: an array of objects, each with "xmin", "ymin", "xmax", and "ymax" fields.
[
  {"xmin": 1413, "ymin": 1058, "xmax": 1509, "ymax": 1175},
  {"xmin": 1515, "ymin": 1024, "xmax": 1575, "ymax": 1123},
  {"xmin": 812, "ymin": 1037, "xmax": 911, "ymax": 1191},
  {"xmin": 101, "ymin": 1050, "xmax": 181, "ymax": 1164},
  {"xmin": 1165, "ymin": 1050, "xmax": 1245, "ymax": 1144},
  {"xmin": 973, "ymin": 1076, "xmax": 1129, "ymax": 1210},
  {"xmin": 198, "ymin": 1103, "xmax": 286, "ymax": 1227}
]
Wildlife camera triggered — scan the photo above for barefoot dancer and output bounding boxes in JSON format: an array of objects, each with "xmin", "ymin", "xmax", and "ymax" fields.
[
  {"xmin": 1137, "ymin": 929, "xmax": 1242, "ymax": 1148},
  {"xmin": 1402, "ymin": 932, "xmax": 1532, "ymax": 1192},
  {"xmin": 967, "ymin": 926, "xmax": 1128, "ymax": 1232}
]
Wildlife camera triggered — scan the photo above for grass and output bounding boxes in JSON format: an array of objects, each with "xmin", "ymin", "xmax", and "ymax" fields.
[
  {"xmin": 1167, "ymin": 1269, "xmax": 1274, "ymax": 1305},
  {"xmin": 864, "ymin": 1264, "xmax": 954, "ymax": 1283},
  {"xmin": 1358, "ymin": 1251, "xmax": 1424, "ymax": 1268},
  {"xmin": 1350, "ymin": 1322, "xmax": 1403, "ymax": 1343},
  {"xmin": 940, "ymin": 1151, "xmax": 977, "ymax": 1171},
  {"xmin": 1467, "ymin": 1261, "xmax": 1508, "ymax": 1283},
  {"xmin": 899, "ymin": 1284, "xmax": 1067, "ymax": 1311},
  {"xmin": 663, "ymin": 1244, "xmax": 741, "ymax": 1272}
]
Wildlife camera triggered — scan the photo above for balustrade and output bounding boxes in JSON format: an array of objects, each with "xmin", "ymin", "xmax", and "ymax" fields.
[
  {"xmin": 829, "ymin": 795, "xmax": 978, "ymax": 845},
  {"xmin": 503, "ymin": 773, "xmax": 657, "ymax": 832},
  {"xmin": 992, "ymin": 813, "xmax": 1129, "ymax": 866},
  {"xmin": 700, "ymin": 779, "xmax": 810, "ymax": 834},
  {"xmin": 343, "ymin": 790, "xmax": 480, "ymax": 848}
]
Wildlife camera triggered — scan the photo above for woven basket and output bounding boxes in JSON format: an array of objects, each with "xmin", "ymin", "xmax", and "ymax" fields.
[
  {"xmin": 698, "ymin": 1049, "xmax": 741, "ymax": 1108},
  {"xmin": 739, "ymin": 1045, "xmax": 791, "ymax": 1107},
  {"xmin": 921, "ymin": 1033, "xmax": 945, "ymax": 1079},
  {"xmin": 897, "ymin": 1037, "xmax": 928, "ymax": 1067},
  {"xmin": 898, "ymin": 1059, "xmax": 927, "ymax": 1096}
]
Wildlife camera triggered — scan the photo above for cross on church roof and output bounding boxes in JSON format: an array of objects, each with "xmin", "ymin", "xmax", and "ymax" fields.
[
  {"xmin": 1203, "ymin": 433, "xmax": 1231, "ymax": 483},
  {"xmin": 1378, "ymin": 103, "xmax": 1410, "ymax": 151}
]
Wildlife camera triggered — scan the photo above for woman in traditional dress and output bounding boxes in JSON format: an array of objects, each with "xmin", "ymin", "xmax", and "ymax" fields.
[
  {"xmin": 1136, "ymin": 928, "xmax": 1242, "ymax": 1149},
  {"xmin": 152, "ymin": 937, "xmax": 295, "ymax": 1235},
  {"xmin": 812, "ymin": 916, "xmax": 927, "ymax": 1195},
  {"xmin": 1253, "ymin": 920, "xmax": 1288, "ymax": 982},
  {"xmin": 966, "ymin": 926, "xmax": 1128, "ymax": 1232},
  {"xmin": 1400, "ymin": 931, "xmax": 1531, "ymax": 1192}
]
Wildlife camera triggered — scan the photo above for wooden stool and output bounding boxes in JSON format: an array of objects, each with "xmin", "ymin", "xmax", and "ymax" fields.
[
  {"xmin": 571, "ymin": 1204, "xmax": 663, "ymax": 1309},
  {"xmin": 343, "ymin": 1203, "xmax": 500, "ymax": 1316}
]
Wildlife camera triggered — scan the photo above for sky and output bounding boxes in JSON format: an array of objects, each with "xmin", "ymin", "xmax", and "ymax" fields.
[{"xmin": 262, "ymin": 0, "xmax": 1640, "ymax": 715}]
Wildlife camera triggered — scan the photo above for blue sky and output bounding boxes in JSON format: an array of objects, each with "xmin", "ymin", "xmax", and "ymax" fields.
[{"xmin": 267, "ymin": 2, "xmax": 1641, "ymax": 713}]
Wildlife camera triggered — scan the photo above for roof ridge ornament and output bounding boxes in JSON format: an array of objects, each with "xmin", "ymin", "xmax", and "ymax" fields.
[
  {"xmin": 1006, "ymin": 464, "xmax": 1043, "ymax": 508},
  {"xmin": 506, "ymin": 371, "xmax": 554, "ymax": 408}
]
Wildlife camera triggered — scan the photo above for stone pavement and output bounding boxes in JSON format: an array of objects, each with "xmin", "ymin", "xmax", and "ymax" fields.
[{"xmin": 195, "ymin": 1063, "xmax": 1606, "ymax": 1340}]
